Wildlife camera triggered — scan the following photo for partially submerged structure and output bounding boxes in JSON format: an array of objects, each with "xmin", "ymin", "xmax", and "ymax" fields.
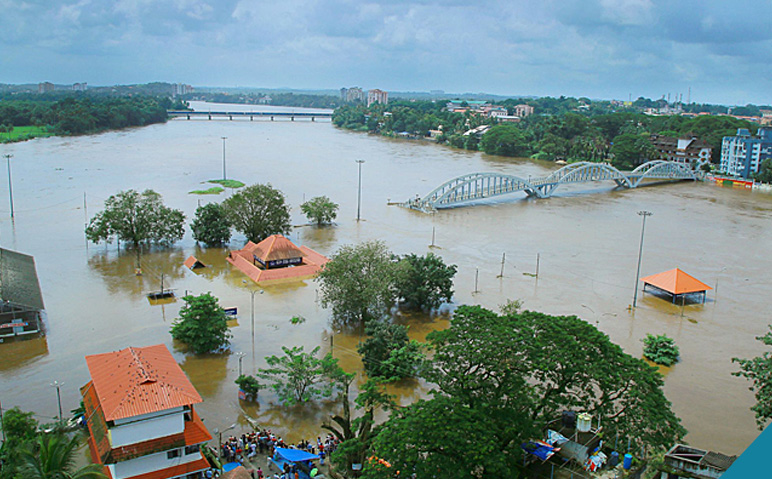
[
  {"xmin": 0, "ymin": 247, "xmax": 45, "ymax": 339},
  {"xmin": 81, "ymin": 344, "xmax": 212, "ymax": 479},
  {"xmin": 227, "ymin": 235, "xmax": 329, "ymax": 284},
  {"xmin": 183, "ymin": 255, "xmax": 206, "ymax": 270},
  {"xmin": 640, "ymin": 268, "xmax": 712, "ymax": 304},
  {"xmin": 660, "ymin": 444, "xmax": 736, "ymax": 478}
]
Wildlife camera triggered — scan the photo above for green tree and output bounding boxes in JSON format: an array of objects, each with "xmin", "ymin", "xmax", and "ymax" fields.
[
  {"xmin": 85, "ymin": 189, "xmax": 184, "ymax": 265},
  {"xmin": 367, "ymin": 306, "xmax": 686, "ymax": 476},
  {"xmin": 642, "ymin": 334, "xmax": 680, "ymax": 366},
  {"xmin": 357, "ymin": 321, "xmax": 424, "ymax": 381},
  {"xmin": 733, "ymin": 327, "xmax": 772, "ymax": 428},
  {"xmin": 753, "ymin": 158, "xmax": 772, "ymax": 184},
  {"xmin": 610, "ymin": 133, "xmax": 654, "ymax": 169},
  {"xmin": 235, "ymin": 374, "xmax": 262, "ymax": 401},
  {"xmin": 20, "ymin": 433, "xmax": 107, "ymax": 479},
  {"xmin": 170, "ymin": 293, "xmax": 231, "ymax": 354},
  {"xmin": 221, "ymin": 183, "xmax": 291, "ymax": 243},
  {"xmin": 480, "ymin": 124, "xmax": 530, "ymax": 157},
  {"xmin": 191, "ymin": 202, "xmax": 231, "ymax": 247},
  {"xmin": 300, "ymin": 195, "xmax": 339, "ymax": 225},
  {"xmin": 0, "ymin": 407, "xmax": 40, "ymax": 477},
  {"xmin": 317, "ymin": 240, "xmax": 398, "ymax": 325},
  {"xmin": 395, "ymin": 252, "xmax": 456, "ymax": 310},
  {"xmin": 258, "ymin": 346, "xmax": 342, "ymax": 405}
]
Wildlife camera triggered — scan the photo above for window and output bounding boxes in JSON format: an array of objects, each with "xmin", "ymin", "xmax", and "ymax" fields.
[
  {"xmin": 167, "ymin": 449, "xmax": 180, "ymax": 459},
  {"xmin": 185, "ymin": 444, "xmax": 200, "ymax": 455}
]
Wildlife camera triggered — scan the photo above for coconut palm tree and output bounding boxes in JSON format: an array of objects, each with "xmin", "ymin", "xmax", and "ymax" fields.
[{"xmin": 20, "ymin": 433, "xmax": 107, "ymax": 479}]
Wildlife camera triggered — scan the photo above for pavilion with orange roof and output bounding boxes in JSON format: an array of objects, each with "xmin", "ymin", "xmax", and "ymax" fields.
[
  {"xmin": 227, "ymin": 234, "xmax": 329, "ymax": 284},
  {"xmin": 640, "ymin": 268, "xmax": 712, "ymax": 304}
]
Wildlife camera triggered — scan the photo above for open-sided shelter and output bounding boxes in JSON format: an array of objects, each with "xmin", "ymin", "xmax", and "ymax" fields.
[
  {"xmin": 227, "ymin": 235, "xmax": 329, "ymax": 284},
  {"xmin": 640, "ymin": 268, "xmax": 712, "ymax": 304}
]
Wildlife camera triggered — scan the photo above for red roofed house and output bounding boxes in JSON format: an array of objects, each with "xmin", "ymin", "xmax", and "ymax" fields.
[
  {"xmin": 227, "ymin": 234, "xmax": 329, "ymax": 284},
  {"xmin": 81, "ymin": 344, "xmax": 212, "ymax": 479}
]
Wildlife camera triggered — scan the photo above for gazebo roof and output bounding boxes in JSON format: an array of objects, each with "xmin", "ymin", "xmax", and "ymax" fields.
[
  {"xmin": 640, "ymin": 268, "xmax": 713, "ymax": 295},
  {"xmin": 245, "ymin": 235, "xmax": 307, "ymax": 262}
]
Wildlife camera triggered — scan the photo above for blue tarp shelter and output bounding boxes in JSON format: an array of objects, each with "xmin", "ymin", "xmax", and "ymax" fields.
[
  {"xmin": 223, "ymin": 462, "xmax": 241, "ymax": 472},
  {"xmin": 270, "ymin": 448, "xmax": 320, "ymax": 479}
]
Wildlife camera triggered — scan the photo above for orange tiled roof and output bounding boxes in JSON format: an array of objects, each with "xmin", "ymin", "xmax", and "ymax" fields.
[
  {"xmin": 85, "ymin": 344, "xmax": 202, "ymax": 422},
  {"xmin": 248, "ymin": 235, "xmax": 307, "ymax": 262},
  {"xmin": 227, "ymin": 245, "xmax": 329, "ymax": 284},
  {"xmin": 641, "ymin": 268, "xmax": 713, "ymax": 295},
  {"xmin": 124, "ymin": 456, "xmax": 211, "ymax": 479},
  {"xmin": 183, "ymin": 256, "xmax": 205, "ymax": 269}
]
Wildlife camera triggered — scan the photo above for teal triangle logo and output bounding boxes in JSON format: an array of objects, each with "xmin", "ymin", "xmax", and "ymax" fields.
[{"xmin": 722, "ymin": 425, "xmax": 770, "ymax": 477}]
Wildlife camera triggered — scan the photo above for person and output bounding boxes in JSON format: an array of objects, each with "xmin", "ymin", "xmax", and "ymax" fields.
[
  {"xmin": 256, "ymin": 467, "xmax": 263, "ymax": 478},
  {"xmin": 319, "ymin": 450, "xmax": 325, "ymax": 466}
]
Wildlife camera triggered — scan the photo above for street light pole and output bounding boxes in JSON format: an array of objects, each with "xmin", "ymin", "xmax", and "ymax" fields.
[
  {"xmin": 356, "ymin": 159, "xmax": 365, "ymax": 221},
  {"xmin": 242, "ymin": 280, "xmax": 264, "ymax": 338},
  {"xmin": 4, "ymin": 154, "xmax": 13, "ymax": 218},
  {"xmin": 633, "ymin": 210, "xmax": 653, "ymax": 308},
  {"xmin": 221, "ymin": 136, "xmax": 228, "ymax": 181},
  {"xmin": 216, "ymin": 423, "xmax": 237, "ymax": 458},
  {"xmin": 51, "ymin": 381, "xmax": 63, "ymax": 422},
  {"xmin": 237, "ymin": 352, "xmax": 245, "ymax": 377}
]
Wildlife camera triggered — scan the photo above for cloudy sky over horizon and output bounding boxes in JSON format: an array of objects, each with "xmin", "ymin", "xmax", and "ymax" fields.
[{"xmin": 2, "ymin": 0, "xmax": 771, "ymax": 105}]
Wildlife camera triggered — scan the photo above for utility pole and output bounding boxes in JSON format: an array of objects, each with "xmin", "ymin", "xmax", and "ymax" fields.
[
  {"xmin": 4, "ymin": 154, "xmax": 13, "ymax": 218},
  {"xmin": 221, "ymin": 136, "xmax": 228, "ymax": 181},
  {"xmin": 356, "ymin": 159, "xmax": 365, "ymax": 221},
  {"xmin": 633, "ymin": 211, "xmax": 653, "ymax": 308},
  {"xmin": 51, "ymin": 381, "xmax": 64, "ymax": 422}
]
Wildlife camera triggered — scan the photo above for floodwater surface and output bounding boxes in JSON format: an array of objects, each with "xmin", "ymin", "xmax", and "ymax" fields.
[{"xmin": 1, "ymin": 101, "xmax": 771, "ymax": 456}]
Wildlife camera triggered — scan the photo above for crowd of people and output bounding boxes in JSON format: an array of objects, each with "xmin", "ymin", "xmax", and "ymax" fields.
[{"xmin": 212, "ymin": 428, "xmax": 342, "ymax": 479}]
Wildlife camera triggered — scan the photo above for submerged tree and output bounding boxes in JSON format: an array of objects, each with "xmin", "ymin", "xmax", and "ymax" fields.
[
  {"xmin": 258, "ymin": 346, "xmax": 345, "ymax": 405},
  {"xmin": 357, "ymin": 321, "xmax": 423, "ymax": 381},
  {"xmin": 642, "ymin": 334, "xmax": 680, "ymax": 366},
  {"xmin": 317, "ymin": 240, "xmax": 399, "ymax": 325},
  {"xmin": 301, "ymin": 195, "xmax": 339, "ymax": 225},
  {"xmin": 235, "ymin": 374, "xmax": 262, "ymax": 401},
  {"xmin": 191, "ymin": 202, "xmax": 231, "ymax": 247},
  {"xmin": 221, "ymin": 183, "xmax": 291, "ymax": 242},
  {"xmin": 733, "ymin": 326, "xmax": 772, "ymax": 428},
  {"xmin": 170, "ymin": 293, "xmax": 231, "ymax": 354},
  {"xmin": 395, "ymin": 252, "xmax": 456, "ymax": 311}
]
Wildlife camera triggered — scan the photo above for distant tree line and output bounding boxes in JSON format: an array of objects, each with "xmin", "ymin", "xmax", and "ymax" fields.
[
  {"xmin": 333, "ymin": 98, "xmax": 759, "ymax": 170},
  {"xmin": 0, "ymin": 95, "xmax": 187, "ymax": 137},
  {"xmin": 184, "ymin": 91, "xmax": 343, "ymax": 109}
]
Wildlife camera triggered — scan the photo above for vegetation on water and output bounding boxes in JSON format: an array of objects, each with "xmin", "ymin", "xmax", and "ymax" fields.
[
  {"xmin": 258, "ymin": 345, "xmax": 348, "ymax": 405},
  {"xmin": 358, "ymin": 305, "xmax": 686, "ymax": 477},
  {"xmin": 0, "ymin": 95, "xmax": 186, "ymax": 140},
  {"xmin": 394, "ymin": 252, "xmax": 457, "ymax": 311},
  {"xmin": 357, "ymin": 321, "xmax": 424, "ymax": 381},
  {"xmin": 188, "ymin": 187, "xmax": 224, "ymax": 195},
  {"xmin": 170, "ymin": 293, "xmax": 232, "ymax": 354},
  {"xmin": 333, "ymin": 98, "xmax": 758, "ymax": 168},
  {"xmin": 85, "ymin": 189, "xmax": 185, "ymax": 265},
  {"xmin": 221, "ymin": 183, "xmax": 292, "ymax": 243},
  {"xmin": 642, "ymin": 333, "xmax": 680, "ymax": 366},
  {"xmin": 300, "ymin": 195, "xmax": 339, "ymax": 225},
  {"xmin": 208, "ymin": 179, "xmax": 245, "ymax": 188},
  {"xmin": 733, "ymin": 326, "xmax": 772, "ymax": 428},
  {"xmin": 235, "ymin": 374, "xmax": 262, "ymax": 401},
  {"xmin": 0, "ymin": 124, "xmax": 52, "ymax": 143},
  {"xmin": 191, "ymin": 203, "xmax": 231, "ymax": 247}
]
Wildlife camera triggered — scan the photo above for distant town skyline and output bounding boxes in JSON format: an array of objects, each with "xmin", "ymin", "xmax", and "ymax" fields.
[{"xmin": 2, "ymin": 0, "xmax": 770, "ymax": 106}]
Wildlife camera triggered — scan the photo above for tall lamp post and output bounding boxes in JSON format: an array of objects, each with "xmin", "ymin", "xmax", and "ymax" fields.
[
  {"xmin": 242, "ymin": 280, "xmax": 264, "ymax": 337},
  {"xmin": 356, "ymin": 159, "xmax": 365, "ymax": 221},
  {"xmin": 4, "ymin": 154, "xmax": 13, "ymax": 218},
  {"xmin": 236, "ymin": 352, "xmax": 245, "ymax": 377},
  {"xmin": 51, "ymin": 381, "xmax": 63, "ymax": 422},
  {"xmin": 215, "ymin": 423, "xmax": 237, "ymax": 458},
  {"xmin": 632, "ymin": 210, "xmax": 653, "ymax": 308},
  {"xmin": 221, "ymin": 136, "xmax": 228, "ymax": 181}
]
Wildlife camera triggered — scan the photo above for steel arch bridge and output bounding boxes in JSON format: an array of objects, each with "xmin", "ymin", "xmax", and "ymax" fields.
[{"xmin": 402, "ymin": 160, "xmax": 697, "ymax": 212}]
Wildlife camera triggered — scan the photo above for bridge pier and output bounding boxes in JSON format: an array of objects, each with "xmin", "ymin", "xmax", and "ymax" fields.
[
  {"xmin": 291, "ymin": 116, "xmax": 294, "ymax": 121},
  {"xmin": 229, "ymin": 115, "xmax": 233, "ymax": 120},
  {"xmin": 271, "ymin": 116, "xmax": 274, "ymax": 121},
  {"xmin": 186, "ymin": 115, "xmax": 190, "ymax": 120},
  {"xmin": 311, "ymin": 117, "xmax": 315, "ymax": 122},
  {"xmin": 250, "ymin": 116, "xmax": 253, "ymax": 121},
  {"xmin": 208, "ymin": 114, "xmax": 211, "ymax": 120}
]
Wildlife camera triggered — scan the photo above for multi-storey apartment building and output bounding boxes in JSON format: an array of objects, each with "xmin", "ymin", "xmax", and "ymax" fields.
[{"xmin": 720, "ymin": 128, "xmax": 772, "ymax": 178}]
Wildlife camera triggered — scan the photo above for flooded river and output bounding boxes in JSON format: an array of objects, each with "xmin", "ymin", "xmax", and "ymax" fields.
[{"xmin": 1, "ymin": 101, "xmax": 771, "ymax": 455}]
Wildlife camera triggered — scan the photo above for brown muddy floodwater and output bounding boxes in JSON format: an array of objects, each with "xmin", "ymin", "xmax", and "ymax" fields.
[{"xmin": 1, "ymin": 101, "xmax": 771, "ymax": 457}]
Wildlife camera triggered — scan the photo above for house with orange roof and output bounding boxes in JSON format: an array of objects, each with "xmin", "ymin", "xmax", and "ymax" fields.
[
  {"xmin": 640, "ymin": 268, "xmax": 712, "ymax": 304},
  {"xmin": 226, "ymin": 234, "xmax": 329, "ymax": 284},
  {"xmin": 80, "ymin": 344, "xmax": 212, "ymax": 479}
]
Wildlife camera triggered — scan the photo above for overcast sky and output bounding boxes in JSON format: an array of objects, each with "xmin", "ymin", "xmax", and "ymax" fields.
[{"xmin": 2, "ymin": 0, "xmax": 770, "ymax": 105}]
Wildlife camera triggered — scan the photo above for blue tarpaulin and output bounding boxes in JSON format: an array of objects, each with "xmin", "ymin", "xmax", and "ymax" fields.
[
  {"xmin": 223, "ymin": 462, "xmax": 241, "ymax": 472},
  {"xmin": 275, "ymin": 447, "xmax": 320, "ymax": 463}
]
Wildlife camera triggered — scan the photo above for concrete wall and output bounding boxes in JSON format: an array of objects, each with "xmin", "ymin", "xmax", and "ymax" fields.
[
  {"xmin": 113, "ymin": 448, "xmax": 203, "ymax": 479},
  {"xmin": 110, "ymin": 408, "xmax": 185, "ymax": 447}
]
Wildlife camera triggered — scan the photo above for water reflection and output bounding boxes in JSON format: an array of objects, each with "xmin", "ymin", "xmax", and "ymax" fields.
[
  {"xmin": 0, "ymin": 335, "xmax": 48, "ymax": 372},
  {"xmin": 88, "ymin": 247, "xmax": 187, "ymax": 298},
  {"xmin": 179, "ymin": 351, "xmax": 230, "ymax": 398}
]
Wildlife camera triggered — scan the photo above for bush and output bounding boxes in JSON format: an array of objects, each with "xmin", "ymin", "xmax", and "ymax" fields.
[{"xmin": 642, "ymin": 334, "xmax": 680, "ymax": 366}]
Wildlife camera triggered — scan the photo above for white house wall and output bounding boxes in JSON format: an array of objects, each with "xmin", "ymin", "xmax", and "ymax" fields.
[
  {"xmin": 112, "ymin": 448, "xmax": 203, "ymax": 479},
  {"xmin": 110, "ymin": 409, "xmax": 185, "ymax": 447}
]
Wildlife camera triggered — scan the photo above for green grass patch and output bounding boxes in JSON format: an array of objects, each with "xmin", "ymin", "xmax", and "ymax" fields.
[
  {"xmin": 208, "ymin": 179, "xmax": 245, "ymax": 188},
  {"xmin": 1, "ymin": 126, "xmax": 53, "ymax": 143},
  {"xmin": 189, "ymin": 187, "xmax": 225, "ymax": 195}
]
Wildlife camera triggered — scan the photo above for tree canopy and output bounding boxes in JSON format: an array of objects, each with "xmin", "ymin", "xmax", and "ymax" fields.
[
  {"xmin": 170, "ymin": 293, "xmax": 231, "ymax": 354},
  {"xmin": 300, "ymin": 195, "xmax": 339, "ymax": 225},
  {"xmin": 221, "ymin": 183, "xmax": 292, "ymax": 243},
  {"xmin": 85, "ymin": 189, "xmax": 185, "ymax": 249},
  {"xmin": 20, "ymin": 433, "xmax": 107, "ymax": 479},
  {"xmin": 258, "ymin": 345, "xmax": 345, "ymax": 405},
  {"xmin": 365, "ymin": 305, "xmax": 686, "ymax": 476},
  {"xmin": 191, "ymin": 202, "xmax": 231, "ymax": 247},
  {"xmin": 317, "ymin": 240, "xmax": 399, "ymax": 325},
  {"xmin": 395, "ymin": 252, "xmax": 456, "ymax": 310},
  {"xmin": 357, "ymin": 321, "xmax": 424, "ymax": 381},
  {"xmin": 733, "ymin": 326, "xmax": 772, "ymax": 428}
]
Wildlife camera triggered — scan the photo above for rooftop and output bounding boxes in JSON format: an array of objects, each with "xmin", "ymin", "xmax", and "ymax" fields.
[{"xmin": 85, "ymin": 344, "xmax": 202, "ymax": 422}]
